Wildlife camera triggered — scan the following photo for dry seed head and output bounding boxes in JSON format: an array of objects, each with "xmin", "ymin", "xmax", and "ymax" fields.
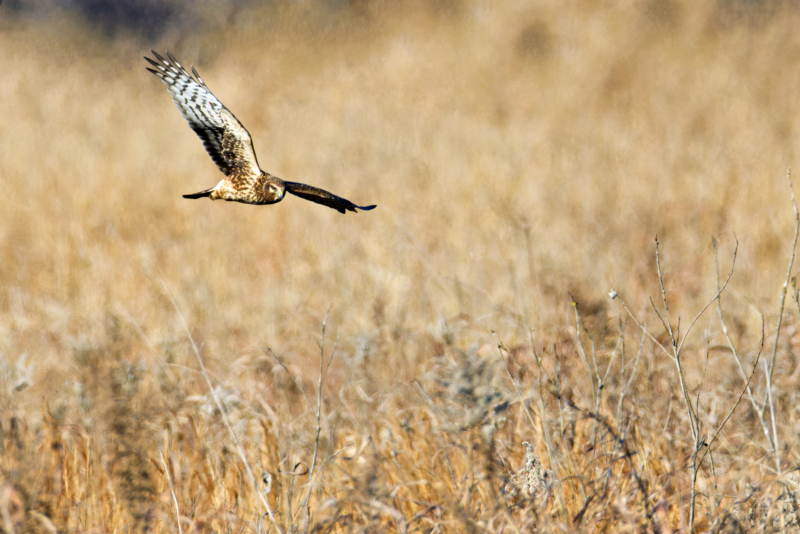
[{"xmin": 504, "ymin": 441, "xmax": 548, "ymax": 502}]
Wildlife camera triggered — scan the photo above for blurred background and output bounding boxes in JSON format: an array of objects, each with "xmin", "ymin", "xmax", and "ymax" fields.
[
  {"xmin": 3, "ymin": 0, "xmax": 800, "ymax": 531},
  {"xmin": 4, "ymin": 0, "xmax": 800, "ymax": 368}
]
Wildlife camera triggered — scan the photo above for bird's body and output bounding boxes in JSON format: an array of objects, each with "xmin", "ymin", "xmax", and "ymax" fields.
[
  {"xmin": 187, "ymin": 170, "xmax": 281, "ymax": 204},
  {"xmin": 145, "ymin": 51, "xmax": 376, "ymax": 214}
]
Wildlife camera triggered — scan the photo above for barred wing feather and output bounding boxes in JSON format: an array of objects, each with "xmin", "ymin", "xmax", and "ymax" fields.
[{"xmin": 144, "ymin": 51, "xmax": 261, "ymax": 181}]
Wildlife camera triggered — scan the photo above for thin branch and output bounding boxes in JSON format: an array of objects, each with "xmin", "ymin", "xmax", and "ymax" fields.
[
  {"xmin": 303, "ymin": 306, "xmax": 338, "ymax": 533},
  {"xmin": 655, "ymin": 236, "xmax": 677, "ymax": 347},
  {"xmin": 770, "ymin": 169, "xmax": 800, "ymax": 385},
  {"xmin": 765, "ymin": 170, "xmax": 799, "ymax": 474},
  {"xmin": 162, "ymin": 282, "xmax": 282, "ymax": 534},
  {"xmin": 653, "ymin": 238, "xmax": 736, "ymax": 534},
  {"xmin": 653, "ymin": 239, "xmax": 698, "ymax": 441},
  {"xmin": 618, "ymin": 296, "xmax": 673, "ymax": 361},
  {"xmin": 713, "ymin": 239, "xmax": 776, "ymax": 459},
  {"xmin": 616, "ymin": 328, "xmax": 645, "ymax": 426},
  {"xmin": 697, "ymin": 316, "xmax": 765, "ymax": 468},
  {"xmin": 676, "ymin": 240, "xmax": 738, "ymax": 356},
  {"xmin": 649, "ymin": 296, "xmax": 674, "ymax": 356}
]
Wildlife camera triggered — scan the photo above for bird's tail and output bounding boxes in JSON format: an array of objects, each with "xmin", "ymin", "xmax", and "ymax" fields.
[{"xmin": 182, "ymin": 188, "xmax": 213, "ymax": 199}]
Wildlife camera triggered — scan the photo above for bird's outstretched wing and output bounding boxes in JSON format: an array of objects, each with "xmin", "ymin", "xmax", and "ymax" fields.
[
  {"xmin": 284, "ymin": 182, "xmax": 377, "ymax": 214},
  {"xmin": 145, "ymin": 51, "xmax": 261, "ymax": 179}
]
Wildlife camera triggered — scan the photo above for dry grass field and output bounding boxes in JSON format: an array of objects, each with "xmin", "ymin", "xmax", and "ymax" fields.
[{"xmin": 5, "ymin": 0, "xmax": 800, "ymax": 532}]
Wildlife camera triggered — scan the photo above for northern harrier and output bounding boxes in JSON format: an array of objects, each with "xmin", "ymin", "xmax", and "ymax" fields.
[{"xmin": 145, "ymin": 51, "xmax": 376, "ymax": 214}]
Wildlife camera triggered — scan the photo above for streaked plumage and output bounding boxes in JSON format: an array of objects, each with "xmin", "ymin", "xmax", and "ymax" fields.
[{"xmin": 144, "ymin": 51, "xmax": 376, "ymax": 214}]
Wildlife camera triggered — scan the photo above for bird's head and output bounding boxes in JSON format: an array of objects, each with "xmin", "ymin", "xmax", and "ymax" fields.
[{"xmin": 263, "ymin": 180, "xmax": 286, "ymax": 204}]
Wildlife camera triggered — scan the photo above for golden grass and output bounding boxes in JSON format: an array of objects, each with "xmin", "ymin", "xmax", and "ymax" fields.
[{"xmin": 4, "ymin": 0, "xmax": 800, "ymax": 531}]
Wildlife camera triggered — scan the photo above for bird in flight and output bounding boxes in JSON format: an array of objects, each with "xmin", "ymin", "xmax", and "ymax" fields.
[{"xmin": 144, "ymin": 51, "xmax": 376, "ymax": 214}]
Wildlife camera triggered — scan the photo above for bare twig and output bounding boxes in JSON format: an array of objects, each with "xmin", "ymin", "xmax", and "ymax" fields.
[
  {"xmin": 616, "ymin": 328, "xmax": 645, "ymax": 426},
  {"xmin": 697, "ymin": 317, "xmax": 764, "ymax": 468},
  {"xmin": 689, "ymin": 318, "xmax": 763, "ymax": 534},
  {"xmin": 653, "ymin": 237, "xmax": 738, "ymax": 533},
  {"xmin": 162, "ymin": 282, "xmax": 283, "ymax": 534},
  {"xmin": 654, "ymin": 238, "xmax": 698, "ymax": 441},
  {"xmin": 714, "ymin": 238, "xmax": 776, "ymax": 461},
  {"xmin": 764, "ymin": 170, "xmax": 799, "ymax": 474},
  {"xmin": 619, "ymin": 236, "xmax": 737, "ymax": 534},
  {"xmin": 676, "ymin": 241, "xmax": 738, "ymax": 356},
  {"xmin": 302, "ymin": 306, "xmax": 338, "ymax": 533},
  {"xmin": 618, "ymin": 297, "xmax": 673, "ymax": 360},
  {"xmin": 654, "ymin": 236, "xmax": 677, "ymax": 346}
]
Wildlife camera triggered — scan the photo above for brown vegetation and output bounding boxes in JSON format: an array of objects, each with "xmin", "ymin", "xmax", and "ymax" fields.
[{"xmin": 3, "ymin": 0, "xmax": 800, "ymax": 531}]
